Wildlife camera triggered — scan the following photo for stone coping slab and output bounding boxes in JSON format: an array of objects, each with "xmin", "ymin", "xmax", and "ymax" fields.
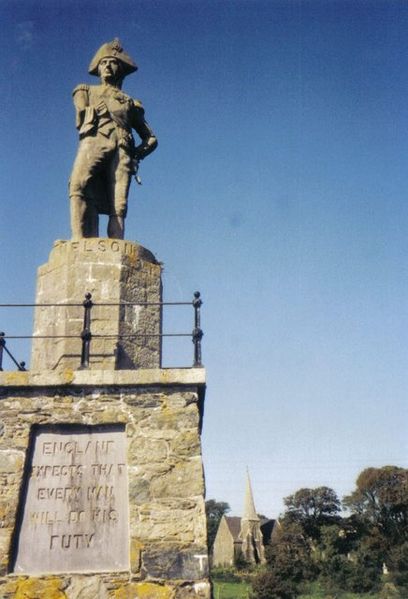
[{"xmin": 0, "ymin": 367, "xmax": 206, "ymax": 388}]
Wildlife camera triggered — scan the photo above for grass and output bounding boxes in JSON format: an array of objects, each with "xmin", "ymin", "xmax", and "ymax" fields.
[
  {"xmin": 299, "ymin": 582, "xmax": 380, "ymax": 598},
  {"xmin": 212, "ymin": 579, "xmax": 382, "ymax": 599},
  {"xmin": 213, "ymin": 580, "xmax": 251, "ymax": 599},
  {"xmin": 300, "ymin": 593, "xmax": 379, "ymax": 598},
  {"xmin": 212, "ymin": 573, "xmax": 385, "ymax": 599}
]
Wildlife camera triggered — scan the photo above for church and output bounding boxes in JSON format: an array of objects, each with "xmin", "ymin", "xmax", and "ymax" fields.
[{"xmin": 212, "ymin": 474, "xmax": 276, "ymax": 567}]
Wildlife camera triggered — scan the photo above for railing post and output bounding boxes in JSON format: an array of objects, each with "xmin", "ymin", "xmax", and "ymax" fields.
[
  {"xmin": 192, "ymin": 291, "xmax": 203, "ymax": 367},
  {"xmin": 0, "ymin": 333, "xmax": 4, "ymax": 372},
  {"xmin": 80, "ymin": 293, "xmax": 93, "ymax": 369}
]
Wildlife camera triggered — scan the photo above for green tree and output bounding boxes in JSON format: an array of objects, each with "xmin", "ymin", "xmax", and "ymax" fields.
[
  {"xmin": 319, "ymin": 537, "xmax": 383, "ymax": 594},
  {"xmin": 205, "ymin": 499, "xmax": 230, "ymax": 551},
  {"xmin": 343, "ymin": 466, "xmax": 408, "ymax": 593},
  {"xmin": 343, "ymin": 466, "xmax": 408, "ymax": 546},
  {"xmin": 317, "ymin": 522, "xmax": 356, "ymax": 561},
  {"xmin": 254, "ymin": 487, "xmax": 341, "ymax": 594},
  {"xmin": 250, "ymin": 472, "xmax": 408, "ymax": 597},
  {"xmin": 265, "ymin": 521, "xmax": 317, "ymax": 583},
  {"xmin": 313, "ymin": 517, "xmax": 382, "ymax": 593},
  {"xmin": 250, "ymin": 519, "xmax": 315, "ymax": 599},
  {"xmin": 283, "ymin": 486, "xmax": 341, "ymax": 540}
]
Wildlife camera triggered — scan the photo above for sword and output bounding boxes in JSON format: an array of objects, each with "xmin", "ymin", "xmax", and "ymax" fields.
[{"xmin": 134, "ymin": 159, "xmax": 142, "ymax": 185}]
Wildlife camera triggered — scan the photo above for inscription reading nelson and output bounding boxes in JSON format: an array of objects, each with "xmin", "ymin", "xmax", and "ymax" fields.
[{"xmin": 13, "ymin": 425, "xmax": 129, "ymax": 574}]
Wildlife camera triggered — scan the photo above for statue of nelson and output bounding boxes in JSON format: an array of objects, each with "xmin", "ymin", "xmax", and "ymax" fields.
[{"xmin": 69, "ymin": 39, "xmax": 157, "ymax": 239}]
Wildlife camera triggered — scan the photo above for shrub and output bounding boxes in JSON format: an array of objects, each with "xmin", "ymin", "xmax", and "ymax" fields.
[
  {"xmin": 319, "ymin": 548, "xmax": 382, "ymax": 594},
  {"xmin": 250, "ymin": 570, "xmax": 298, "ymax": 599}
]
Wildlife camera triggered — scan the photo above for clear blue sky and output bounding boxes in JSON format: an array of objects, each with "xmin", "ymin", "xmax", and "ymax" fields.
[{"xmin": 1, "ymin": 0, "xmax": 408, "ymax": 517}]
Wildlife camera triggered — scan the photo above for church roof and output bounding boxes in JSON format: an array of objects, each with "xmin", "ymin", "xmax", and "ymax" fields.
[{"xmin": 224, "ymin": 516, "xmax": 242, "ymax": 541}]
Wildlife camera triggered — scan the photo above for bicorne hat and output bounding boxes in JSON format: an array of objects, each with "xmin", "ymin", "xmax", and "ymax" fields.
[{"xmin": 88, "ymin": 38, "xmax": 138, "ymax": 76}]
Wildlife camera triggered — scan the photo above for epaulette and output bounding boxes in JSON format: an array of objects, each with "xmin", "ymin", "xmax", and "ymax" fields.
[
  {"xmin": 133, "ymin": 98, "xmax": 144, "ymax": 110},
  {"xmin": 72, "ymin": 84, "xmax": 90, "ymax": 96},
  {"xmin": 115, "ymin": 90, "xmax": 132, "ymax": 103}
]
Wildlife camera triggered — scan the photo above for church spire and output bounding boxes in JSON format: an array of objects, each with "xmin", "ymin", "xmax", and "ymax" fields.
[{"xmin": 242, "ymin": 469, "xmax": 259, "ymax": 521}]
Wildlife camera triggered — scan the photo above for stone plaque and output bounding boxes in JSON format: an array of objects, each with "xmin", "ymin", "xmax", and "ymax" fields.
[{"xmin": 13, "ymin": 424, "xmax": 130, "ymax": 574}]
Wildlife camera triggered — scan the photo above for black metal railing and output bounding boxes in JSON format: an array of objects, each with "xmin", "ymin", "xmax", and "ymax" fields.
[
  {"xmin": 0, "ymin": 292, "xmax": 203, "ymax": 371},
  {"xmin": 0, "ymin": 333, "xmax": 26, "ymax": 372}
]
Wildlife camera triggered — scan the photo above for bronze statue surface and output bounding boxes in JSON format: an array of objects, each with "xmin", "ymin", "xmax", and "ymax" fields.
[{"xmin": 69, "ymin": 39, "xmax": 157, "ymax": 239}]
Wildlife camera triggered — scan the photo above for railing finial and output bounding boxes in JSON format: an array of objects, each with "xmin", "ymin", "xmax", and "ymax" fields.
[
  {"xmin": 0, "ymin": 332, "xmax": 4, "ymax": 371},
  {"xmin": 192, "ymin": 291, "xmax": 204, "ymax": 367}
]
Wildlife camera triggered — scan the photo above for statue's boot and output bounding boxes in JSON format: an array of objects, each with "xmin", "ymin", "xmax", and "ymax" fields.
[{"xmin": 108, "ymin": 215, "xmax": 125, "ymax": 239}]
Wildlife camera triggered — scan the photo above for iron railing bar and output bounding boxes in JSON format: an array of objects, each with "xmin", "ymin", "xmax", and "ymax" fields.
[
  {"xmin": 0, "ymin": 303, "xmax": 84, "ymax": 308},
  {"xmin": 3, "ymin": 344, "xmax": 25, "ymax": 371},
  {"xmin": 2, "ymin": 333, "xmax": 193, "ymax": 339},
  {"xmin": 96, "ymin": 301, "xmax": 192, "ymax": 306},
  {"xmin": 3, "ymin": 335, "xmax": 84, "ymax": 339},
  {"xmin": 0, "ymin": 301, "xmax": 192, "ymax": 308},
  {"xmin": 93, "ymin": 333, "xmax": 191, "ymax": 338}
]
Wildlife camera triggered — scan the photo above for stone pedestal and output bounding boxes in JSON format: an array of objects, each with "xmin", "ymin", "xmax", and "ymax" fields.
[
  {"xmin": 31, "ymin": 239, "xmax": 162, "ymax": 372},
  {"xmin": 0, "ymin": 369, "xmax": 211, "ymax": 599}
]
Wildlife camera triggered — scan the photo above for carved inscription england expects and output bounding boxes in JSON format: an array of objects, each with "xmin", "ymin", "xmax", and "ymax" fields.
[{"xmin": 13, "ymin": 425, "xmax": 129, "ymax": 574}]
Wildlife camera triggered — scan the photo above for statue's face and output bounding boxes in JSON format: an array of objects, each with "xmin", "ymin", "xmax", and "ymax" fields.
[{"xmin": 98, "ymin": 57, "xmax": 122, "ymax": 84}]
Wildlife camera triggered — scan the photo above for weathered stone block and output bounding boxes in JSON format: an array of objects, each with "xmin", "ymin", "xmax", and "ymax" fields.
[
  {"xmin": 65, "ymin": 576, "xmax": 109, "ymax": 599},
  {"xmin": 129, "ymin": 477, "xmax": 152, "ymax": 503},
  {"xmin": 31, "ymin": 239, "xmax": 162, "ymax": 372},
  {"xmin": 112, "ymin": 582, "xmax": 173, "ymax": 599},
  {"xmin": 0, "ymin": 451, "xmax": 24, "ymax": 474},
  {"xmin": 0, "ymin": 529, "xmax": 12, "ymax": 576},
  {"xmin": 142, "ymin": 545, "xmax": 209, "ymax": 580},
  {"xmin": 176, "ymin": 582, "xmax": 213, "ymax": 598},
  {"xmin": 149, "ymin": 459, "xmax": 205, "ymax": 498},
  {"xmin": 169, "ymin": 431, "xmax": 201, "ymax": 459},
  {"xmin": 129, "ymin": 437, "xmax": 169, "ymax": 464},
  {"xmin": 130, "ymin": 538, "xmax": 143, "ymax": 573},
  {"xmin": 134, "ymin": 500, "xmax": 203, "ymax": 543},
  {"xmin": 13, "ymin": 577, "xmax": 67, "ymax": 599}
]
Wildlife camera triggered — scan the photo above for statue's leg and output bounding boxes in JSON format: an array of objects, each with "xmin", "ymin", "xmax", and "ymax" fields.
[
  {"xmin": 107, "ymin": 215, "xmax": 125, "ymax": 240},
  {"xmin": 83, "ymin": 201, "xmax": 99, "ymax": 237},
  {"xmin": 69, "ymin": 136, "xmax": 111, "ymax": 238},
  {"xmin": 70, "ymin": 195, "xmax": 99, "ymax": 238},
  {"xmin": 70, "ymin": 194, "xmax": 87, "ymax": 239},
  {"xmin": 107, "ymin": 148, "xmax": 132, "ymax": 240}
]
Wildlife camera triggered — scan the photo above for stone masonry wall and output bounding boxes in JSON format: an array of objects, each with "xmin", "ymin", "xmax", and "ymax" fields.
[{"xmin": 0, "ymin": 369, "xmax": 211, "ymax": 599}]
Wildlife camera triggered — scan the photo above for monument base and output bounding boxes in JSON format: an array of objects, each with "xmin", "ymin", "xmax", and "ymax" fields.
[
  {"xmin": 0, "ymin": 369, "xmax": 211, "ymax": 599},
  {"xmin": 31, "ymin": 239, "xmax": 163, "ymax": 372}
]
